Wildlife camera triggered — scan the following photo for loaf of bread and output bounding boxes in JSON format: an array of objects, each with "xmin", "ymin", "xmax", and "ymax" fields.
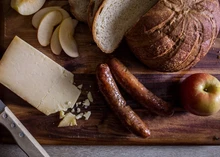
[
  {"xmin": 92, "ymin": 0, "xmax": 159, "ymax": 53},
  {"xmin": 126, "ymin": 0, "xmax": 220, "ymax": 72},
  {"xmin": 68, "ymin": 0, "xmax": 90, "ymax": 22}
]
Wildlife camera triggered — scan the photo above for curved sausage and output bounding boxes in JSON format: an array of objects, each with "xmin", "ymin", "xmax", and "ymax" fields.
[
  {"xmin": 96, "ymin": 63, "xmax": 150, "ymax": 138},
  {"xmin": 108, "ymin": 58, "xmax": 174, "ymax": 116}
]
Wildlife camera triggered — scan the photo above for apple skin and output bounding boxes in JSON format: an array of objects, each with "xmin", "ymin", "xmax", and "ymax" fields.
[
  {"xmin": 180, "ymin": 73, "xmax": 220, "ymax": 116},
  {"xmin": 11, "ymin": 0, "xmax": 46, "ymax": 15}
]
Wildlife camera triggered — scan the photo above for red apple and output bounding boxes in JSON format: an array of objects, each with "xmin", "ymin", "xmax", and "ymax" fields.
[{"xmin": 180, "ymin": 73, "xmax": 220, "ymax": 116}]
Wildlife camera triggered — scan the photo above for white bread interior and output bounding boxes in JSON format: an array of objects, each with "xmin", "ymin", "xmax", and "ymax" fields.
[{"xmin": 92, "ymin": 0, "xmax": 159, "ymax": 53}]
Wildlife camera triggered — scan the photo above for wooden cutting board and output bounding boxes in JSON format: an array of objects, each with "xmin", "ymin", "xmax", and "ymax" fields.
[{"xmin": 0, "ymin": 0, "xmax": 220, "ymax": 145}]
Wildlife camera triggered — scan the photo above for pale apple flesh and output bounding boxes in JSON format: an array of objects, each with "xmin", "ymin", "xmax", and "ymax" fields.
[
  {"xmin": 51, "ymin": 25, "xmax": 62, "ymax": 55},
  {"xmin": 32, "ymin": 6, "xmax": 70, "ymax": 29},
  {"xmin": 180, "ymin": 73, "xmax": 220, "ymax": 116},
  {"xmin": 59, "ymin": 17, "xmax": 79, "ymax": 58},
  {"xmin": 37, "ymin": 10, "xmax": 62, "ymax": 47},
  {"xmin": 11, "ymin": 0, "xmax": 46, "ymax": 15}
]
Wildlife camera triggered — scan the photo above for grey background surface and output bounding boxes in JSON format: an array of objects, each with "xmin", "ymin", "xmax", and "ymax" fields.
[{"xmin": 0, "ymin": 145, "xmax": 220, "ymax": 157}]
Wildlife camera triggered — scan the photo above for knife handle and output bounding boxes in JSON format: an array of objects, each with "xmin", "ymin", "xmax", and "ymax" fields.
[{"xmin": 0, "ymin": 107, "xmax": 50, "ymax": 157}]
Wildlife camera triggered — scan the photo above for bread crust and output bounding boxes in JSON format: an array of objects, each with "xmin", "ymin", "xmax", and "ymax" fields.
[
  {"xmin": 68, "ymin": 0, "xmax": 90, "ymax": 23},
  {"xmin": 126, "ymin": 0, "xmax": 220, "ymax": 72},
  {"xmin": 92, "ymin": 0, "xmax": 115, "ymax": 53},
  {"xmin": 87, "ymin": 0, "xmax": 104, "ymax": 29}
]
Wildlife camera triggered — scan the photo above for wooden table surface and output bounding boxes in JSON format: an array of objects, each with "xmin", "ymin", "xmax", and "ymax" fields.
[{"xmin": 0, "ymin": 0, "xmax": 220, "ymax": 145}]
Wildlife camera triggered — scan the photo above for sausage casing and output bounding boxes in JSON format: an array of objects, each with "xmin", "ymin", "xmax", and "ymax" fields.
[
  {"xmin": 108, "ymin": 58, "xmax": 174, "ymax": 116},
  {"xmin": 96, "ymin": 63, "xmax": 150, "ymax": 138}
]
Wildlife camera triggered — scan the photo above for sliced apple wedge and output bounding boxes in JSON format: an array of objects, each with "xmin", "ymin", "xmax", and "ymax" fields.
[
  {"xmin": 59, "ymin": 18, "xmax": 79, "ymax": 58},
  {"xmin": 32, "ymin": 6, "xmax": 70, "ymax": 29},
  {"xmin": 51, "ymin": 25, "xmax": 62, "ymax": 55},
  {"xmin": 37, "ymin": 10, "xmax": 62, "ymax": 47},
  {"xmin": 11, "ymin": 0, "xmax": 46, "ymax": 15}
]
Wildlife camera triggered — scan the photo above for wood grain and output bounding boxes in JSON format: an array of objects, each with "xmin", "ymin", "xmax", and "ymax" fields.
[{"xmin": 0, "ymin": 0, "xmax": 220, "ymax": 145}]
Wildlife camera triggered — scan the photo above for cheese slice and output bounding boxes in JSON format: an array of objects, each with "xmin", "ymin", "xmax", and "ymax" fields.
[{"xmin": 0, "ymin": 36, "xmax": 81, "ymax": 115}]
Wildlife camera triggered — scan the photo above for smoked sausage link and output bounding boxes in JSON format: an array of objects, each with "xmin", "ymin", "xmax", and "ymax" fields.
[
  {"xmin": 108, "ymin": 58, "xmax": 174, "ymax": 116},
  {"xmin": 96, "ymin": 63, "xmax": 150, "ymax": 138}
]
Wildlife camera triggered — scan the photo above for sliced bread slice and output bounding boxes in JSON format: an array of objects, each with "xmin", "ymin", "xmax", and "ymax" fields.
[
  {"xmin": 87, "ymin": 0, "xmax": 104, "ymax": 29},
  {"xmin": 92, "ymin": 0, "xmax": 159, "ymax": 53},
  {"xmin": 68, "ymin": 0, "xmax": 90, "ymax": 22}
]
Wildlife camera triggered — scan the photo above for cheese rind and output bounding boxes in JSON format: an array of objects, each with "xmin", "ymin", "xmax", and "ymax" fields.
[{"xmin": 0, "ymin": 36, "xmax": 81, "ymax": 115}]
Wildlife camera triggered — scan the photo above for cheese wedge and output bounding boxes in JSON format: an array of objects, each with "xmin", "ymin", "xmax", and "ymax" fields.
[
  {"xmin": 0, "ymin": 36, "xmax": 81, "ymax": 115},
  {"xmin": 58, "ymin": 112, "xmax": 77, "ymax": 127}
]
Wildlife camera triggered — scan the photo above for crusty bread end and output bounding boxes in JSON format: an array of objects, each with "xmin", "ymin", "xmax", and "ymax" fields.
[{"xmin": 92, "ymin": 0, "xmax": 159, "ymax": 53}]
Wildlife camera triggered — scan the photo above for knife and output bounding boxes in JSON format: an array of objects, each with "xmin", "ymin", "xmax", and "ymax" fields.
[{"xmin": 0, "ymin": 100, "xmax": 50, "ymax": 157}]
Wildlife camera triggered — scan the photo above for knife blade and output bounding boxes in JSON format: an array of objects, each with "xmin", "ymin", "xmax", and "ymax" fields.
[{"xmin": 0, "ymin": 100, "xmax": 50, "ymax": 157}]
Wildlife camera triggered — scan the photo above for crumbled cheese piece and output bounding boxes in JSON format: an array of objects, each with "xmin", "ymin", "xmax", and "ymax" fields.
[
  {"xmin": 83, "ymin": 111, "xmax": 91, "ymax": 120},
  {"xmin": 87, "ymin": 92, "xmax": 93, "ymax": 102},
  {"xmin": 59, "ymin": 111, "xmax": 65, "ymax": 119},
  {"xmin": 76, "ymin": 113, "xmax": 83, "ymax": 120},
  {"xmin": 83, "ymin": 99, "xmax": 90, "ymax": 107},
  {"xmin": 58, "ymin": 112, "xmax": 77, "ymax": 127},
  {"xmin": 75, "ymin": 101, "xmax": 81, "ymax": 107},
  {"xmin": 76, "ymin": 107, "xmax": 81, "ymax": 113},
  {"xmin": 56, "ymin": 90, "xmax": 93, "ymax": 126},
  {"xmin": 77, "ymin": 84, "xmax": 83, "ymax": 89},
  {"xmin": 66, "ymin": 101, "xmax": 72, "ymax": 105},
  {"xmin": 71, "ymin": 108, "xmax": 75, "ymax": 113}
]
